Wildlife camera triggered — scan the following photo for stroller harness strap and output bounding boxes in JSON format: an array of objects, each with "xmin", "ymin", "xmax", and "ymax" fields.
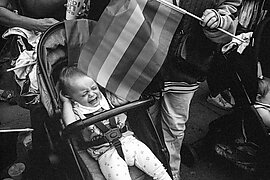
[{"xmin": 91, "ymin": 116, "xmax": 125, "ymax": 159}]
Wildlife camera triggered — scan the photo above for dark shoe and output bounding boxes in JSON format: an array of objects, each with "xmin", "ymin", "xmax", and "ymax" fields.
[
  {"xmin": 207, "ymin": 94, "xmax": 233, "ymax": 110},
  {"xmin": 214, "ymin": 143, "xmax": 257, "ymax": 172}
]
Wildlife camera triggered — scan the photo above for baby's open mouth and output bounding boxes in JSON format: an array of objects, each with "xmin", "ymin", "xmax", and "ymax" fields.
[{"xmin": 89, "ymin": 97, "xmax": 99, "ymax": 105}]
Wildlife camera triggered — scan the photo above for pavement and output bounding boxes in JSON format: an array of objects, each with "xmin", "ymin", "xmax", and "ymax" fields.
[{"xmin": 0, "ymin": 74, "xmax": 258, "ymax": 180}]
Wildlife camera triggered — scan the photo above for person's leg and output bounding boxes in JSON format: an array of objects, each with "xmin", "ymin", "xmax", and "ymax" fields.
[
  {"xmin": 161, "ymin": 91, "xmax": 195, "ymax": 180},
  {"xmin": 98, "ymin": 148, "xmax": 132, "ymax": 180},
  {"xmin": 121, "ymin": 136, "xmax": 171, "ymax": 180},
  {"xmin": 28, "ymin": 104, "xmax": 51, "ymax": 179}
]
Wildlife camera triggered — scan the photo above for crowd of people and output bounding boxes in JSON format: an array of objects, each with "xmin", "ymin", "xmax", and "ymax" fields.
[{"xmin": 0, "ymin": 0, "xmax": 269, "ymax": 180}]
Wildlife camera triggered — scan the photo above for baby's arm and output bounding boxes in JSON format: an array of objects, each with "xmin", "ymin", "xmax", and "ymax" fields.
[
  {"xmin": 60, "ymin": 91, "xmax": 77, "ymax": 126},
  {"xmin": 257, "ymin": 108, "xmax": 270, "ymax": 128}
]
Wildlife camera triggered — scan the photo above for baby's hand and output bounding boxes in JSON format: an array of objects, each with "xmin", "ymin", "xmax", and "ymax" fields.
[
  {"xmin": 59, "ymin": 91, "xmax": 71, "ymax": 103},
  {"xmin": 200, "ymin": 9, "xmax": 221, "ymax": 29}
]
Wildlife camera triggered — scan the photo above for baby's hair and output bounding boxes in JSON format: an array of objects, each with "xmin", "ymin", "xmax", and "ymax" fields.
[
  {"xmin": 59, "ymin": 66, "xmax": 87, "ymax": 95},
  {"xmin": 258, "ymin": 77, "xmax": 270, "ymax": 98}
]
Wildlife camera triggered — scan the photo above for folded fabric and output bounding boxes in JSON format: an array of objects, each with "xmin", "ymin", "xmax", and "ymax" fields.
[
  {"xmin": 3, "ymin": 27, "xmax": 41, "ymax": 107},
  {"xmin": 222, "ymin": 32, "xmax": 253, "ymax": 54},
  {"xmin": 2, "ymin": 27, "xmax": 41, "ymax": 48},
  {"xmin": 13, "ymin": 51, "xmax": 39, "ymax": 107},
  {"xmin": 14, "ymin": 51, "xmax": 36, "ymax": 79}
]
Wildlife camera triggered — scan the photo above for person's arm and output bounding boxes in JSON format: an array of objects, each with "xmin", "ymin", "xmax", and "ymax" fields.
[
  {"xmin": 201, "ymin": 0, "xmax": 242, "ymax": 43},
  {"xmin": 0, "ymin": 0, "xmax": 59, "ymax": 32},
  {"xmin": 59, "ymin": 91, "xmax": 77, "ymax": 126}
]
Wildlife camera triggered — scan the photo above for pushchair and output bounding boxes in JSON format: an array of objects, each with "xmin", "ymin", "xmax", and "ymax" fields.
[
  {"xmin": 36, "ymin": 19, "xmax": 171, "ymax": 180},
  {"xmin": 204, "ymin": 26, "xmax": 270, "ymax": 179}
]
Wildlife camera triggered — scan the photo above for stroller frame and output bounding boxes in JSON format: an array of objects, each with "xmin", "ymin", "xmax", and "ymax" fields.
[{"xmin": 36, "ymin": 20, "xmax": 171, "ymax": 180}]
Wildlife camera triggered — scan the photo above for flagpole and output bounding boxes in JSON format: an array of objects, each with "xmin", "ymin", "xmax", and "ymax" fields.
[
  {"xmin": 6, "ymin": 62, "xmax": 36, "ymax": 72},
  {"xmin": 0, "ymin": 128, "xmax": 34, "ymax": 133},
  {"xmin": 156, "ymin": 0, "xmax": 246, "ymax": 43}
]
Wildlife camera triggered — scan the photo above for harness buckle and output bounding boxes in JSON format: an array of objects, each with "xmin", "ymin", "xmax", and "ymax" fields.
[{"xmin": 104, "ymin": 128, "xmax": 122, "ymax": 143}]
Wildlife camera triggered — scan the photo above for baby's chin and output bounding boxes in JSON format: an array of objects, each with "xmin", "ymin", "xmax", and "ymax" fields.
[{"xmin": 87, "ymin": 98, "xmax": 101, "ymax": 107}]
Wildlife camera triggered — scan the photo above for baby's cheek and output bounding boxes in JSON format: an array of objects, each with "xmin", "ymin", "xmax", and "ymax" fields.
[{"xmin": 98, "ymin": 91, "xmax": 102, "ymax": 98}]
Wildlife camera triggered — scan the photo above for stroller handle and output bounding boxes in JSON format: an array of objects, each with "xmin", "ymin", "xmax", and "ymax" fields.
[{"xmin": 62, "ymin": 96, "xmax": 155, "ymax": 139}]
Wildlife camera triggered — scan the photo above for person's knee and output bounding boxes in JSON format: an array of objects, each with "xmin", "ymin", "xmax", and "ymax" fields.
[{"xmin": 162, "ymin": 119, "xmax": 186, "ymax": 138}]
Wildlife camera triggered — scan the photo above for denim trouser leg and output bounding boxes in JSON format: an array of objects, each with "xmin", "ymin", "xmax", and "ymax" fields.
[{"xmin": 161, "ymin": 91, "xmax": 195, "ymax": 179}]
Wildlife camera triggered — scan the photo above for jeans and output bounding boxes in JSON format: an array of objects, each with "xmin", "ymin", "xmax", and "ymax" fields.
[{"xmin": 160, "ymin": 91, "xmax": 195, "ymax": 180}]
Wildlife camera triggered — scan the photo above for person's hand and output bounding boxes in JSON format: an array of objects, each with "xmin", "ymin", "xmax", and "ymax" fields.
[
  {"xmin": 200, "ymin": 9, "xmax": 221, "ymax": 29},
  {"xmin": 59, "ymin": 91, "xmax": 71, "ymax": 103},
  {"xmin": 36, "ymin": 18, "xmax": 59, "ymax": 32}
]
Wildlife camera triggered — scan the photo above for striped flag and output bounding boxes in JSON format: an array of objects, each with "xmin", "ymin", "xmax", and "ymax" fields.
[{"xmin": 78, "ymin": 0, "xmax": 182, "ymax": 101}]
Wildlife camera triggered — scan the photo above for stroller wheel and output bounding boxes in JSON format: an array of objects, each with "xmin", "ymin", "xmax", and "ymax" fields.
[{"xmin": 181, "ymin": 143, "xmax": 199, "ymax": 167}]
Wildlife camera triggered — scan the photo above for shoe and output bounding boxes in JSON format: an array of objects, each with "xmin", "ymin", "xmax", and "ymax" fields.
[
  {"xmin": 214, "ymin": 143, "xmax": 257, "ymax": 172},
  {"xmin": 221, "ymin": 90, "xmax": 235, "ymax": 106},
  {"xmin": 207, "ymin": 94, "xmax": 233, "ymax": 110}
]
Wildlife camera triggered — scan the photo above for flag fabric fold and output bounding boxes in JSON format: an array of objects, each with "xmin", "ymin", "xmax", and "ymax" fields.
[{"xmin": 78, "ymin": 0, "xmax": 182, "ymax": 101}]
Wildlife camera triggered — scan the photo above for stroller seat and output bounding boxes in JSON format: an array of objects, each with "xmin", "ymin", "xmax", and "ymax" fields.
[
  {"xmin": 77, "ymin": 150, "xmax": 147, "ymax": 180},
  {"xmin": 37, "ymin": 19, "xmax": 169, "ymax": 180}
]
